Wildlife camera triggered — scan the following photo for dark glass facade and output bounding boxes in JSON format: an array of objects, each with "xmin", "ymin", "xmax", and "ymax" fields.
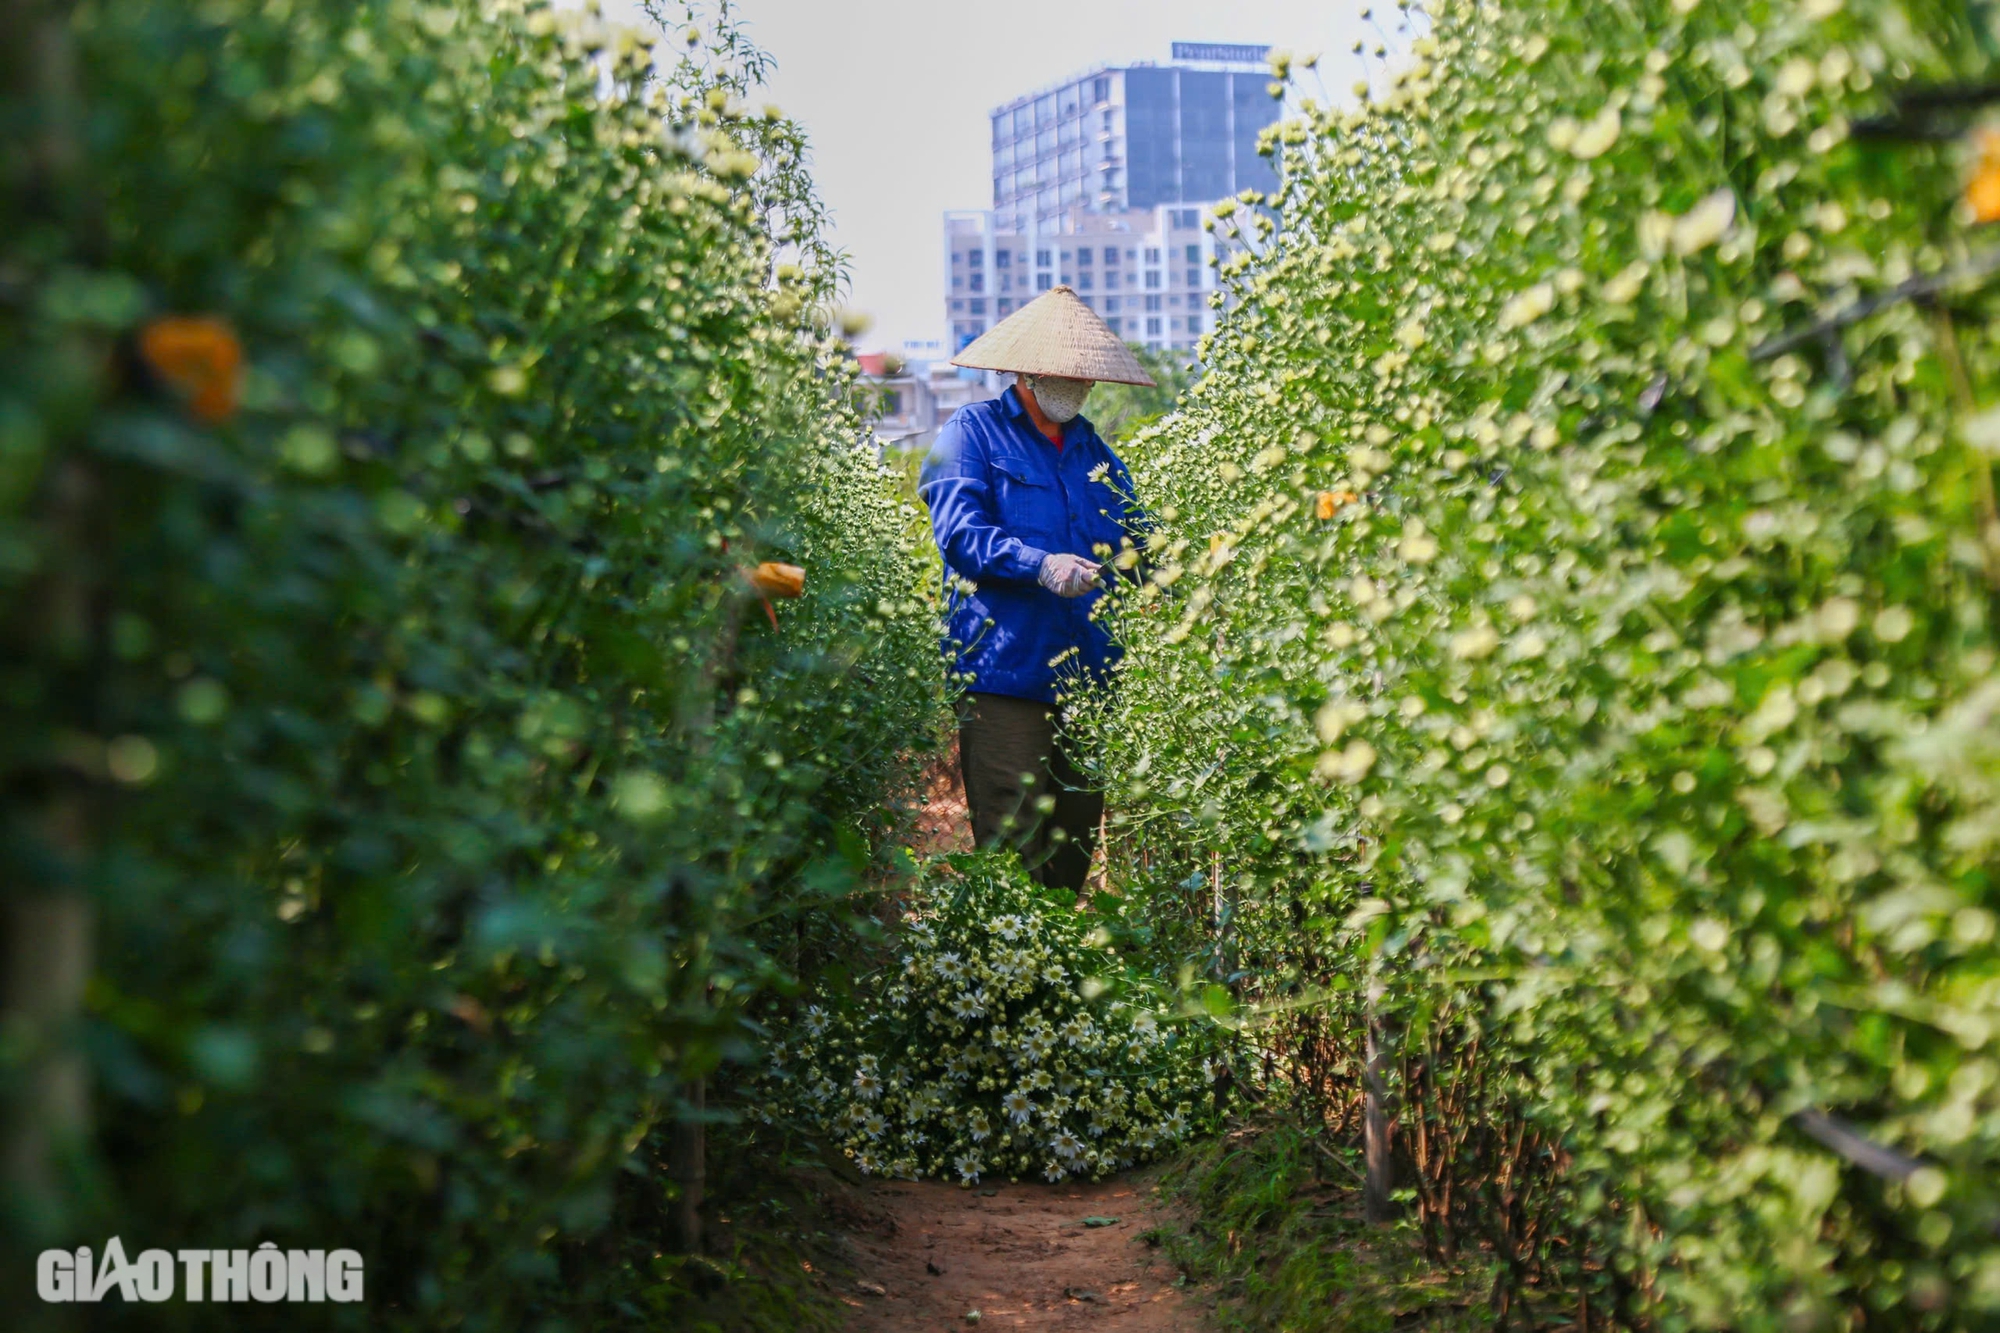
[
  {"xmin": 999, "ymin": 65, "xmax": 1285, "ymax": 214},
  {"xmin": 1233, "ymin": 74, "xmax": 1280, "ymax": 196},
  {"xmin": 1177, "ymin": 71, "xmax": 1231, "ymax": 203},
  {"xmin": 1123, "ymin": 68, "xmax": 1178, "ymax": 211}
]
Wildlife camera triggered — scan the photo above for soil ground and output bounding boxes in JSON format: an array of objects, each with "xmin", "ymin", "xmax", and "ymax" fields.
[
  {"xmin": 908, "ymin": 737, "xmax": 975, "ymax": 856},
  {"xmin": 831, "ymin": 1171, "xmax": 1203, "ymax": 1331},
  {"xmin": 842, "ymin": 747, "xmax": 1190, "ymax": 1328}
]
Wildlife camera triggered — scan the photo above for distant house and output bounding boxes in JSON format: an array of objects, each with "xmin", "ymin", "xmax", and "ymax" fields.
[{"xmin": 858, "ymin": 342, "xmax": 1000, "ymax": 456}]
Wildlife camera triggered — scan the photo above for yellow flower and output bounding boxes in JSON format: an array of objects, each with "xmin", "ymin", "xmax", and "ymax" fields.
[
  {"xmin": 745, "ymin": 561, "xmax": 805, "ymax": 598},
  {"xmin": 1966, "ymin": 128, "xmax": 2000, "ymax": 224},
  {"xmin": 138, "ymin": 315, "xmax": 244, "ymax": 424}
]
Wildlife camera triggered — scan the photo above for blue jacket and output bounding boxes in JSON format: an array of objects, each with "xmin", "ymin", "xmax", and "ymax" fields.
[{"xmin": 919, "ymin": 385, "xmax": 1144, "ymax": 704}]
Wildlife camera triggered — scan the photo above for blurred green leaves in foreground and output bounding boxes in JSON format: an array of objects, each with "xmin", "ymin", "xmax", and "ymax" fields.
[{"xmin": 1, "ymin": 0, "xmax": 943, "ymax": 1326}]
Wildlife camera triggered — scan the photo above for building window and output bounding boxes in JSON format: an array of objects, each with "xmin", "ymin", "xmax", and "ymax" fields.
[
  {"xmin": 1107, "ymin": 317, "xmax": 1122, "ymax": 334},
  {"xmin": 1105, "ymin": 296, "xmax": 1120, "ymax": 313},
  {"xmin": 1185, "ymin": 244, "xmax": 1201, "ymax": 263},
  {"xmin": 998, "ymin": 299, "xmax": 1014, "ymax": 315},
  {"xmin": 1186, "ymin": 311, "xmax": 1203, "ymax": 333},
  {"xmin": 1105, "ymin": 271, "xmax": 1119, "ymax": 290},
  {"xmin": 953, "ymin": 276, "xmax": 964, "ymax": 289},
  {"xmin": 1092, "ymin": 76, "xmax": 1111, "ymax": 105},
  {"xmin": 1037, "ymin": 273, "xmax": 1053, "ymax": 291},
  {"xmin": 1145, "ymin": 271, "xmax": 1162, "ymax": 290},
  {"xmin": 995, "ymin": 250, "xmax": 1011, "ymax": 268},
  {"xmin": 881, "ymin": 388, "xmax": 902, "ymax": 415},
  {"xmin": 1035, "ymin": 249, "xmax": 1052, "ymax": 266},
  {"xmin": 1144, "ymin": 248, "xmax": 1162, "ymax": 264},
  {"xmin": 968, "ymin": 250, "xmax": 983, "ymax": 268},
  {"xmin": 952, "ymin": 300, "xmax": 964, "ymax": 311},
  {"xmin": 1168, "ymin": 295, "xmax": 1180, "ymax": 306},
  {"xmin": 1145, "ymin": 294, "xmax": 1162, "ymax": 311},
  {"xmin": 1102, "ymin": 247, "xmax": 1118, "ymax": 267},
  {"xmin": 971, "ymin": 299, "xmax": 987, "ymax": 314},
  {"xmin": 1083, "ymin": 296, "xmax": 1096, "ymax": 309},
  {"xmin": 1186, "ymin": 268, "xmax": 1201, "ymax": 288},
  {"xmin": 1078, "ymin": 272, "xmax": 1093, "ymax": 291},
  {"xmin": 1146, "ymin": 317, "xmax": 1162, "ymax": 337},
  {"xmin": 1077, "ymin": 247, "xmax": 1092, "ymax": 264}
]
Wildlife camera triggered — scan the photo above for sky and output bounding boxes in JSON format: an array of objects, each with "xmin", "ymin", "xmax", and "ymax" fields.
[{"xmin": 594, "ymin": 0, "xmax": 1385, "ymax": 350}]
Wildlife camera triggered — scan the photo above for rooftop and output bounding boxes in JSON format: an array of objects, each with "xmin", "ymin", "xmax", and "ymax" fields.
[{"xmin": 988, "ymin": 41, "xmax": 1274, "ymax": 116}]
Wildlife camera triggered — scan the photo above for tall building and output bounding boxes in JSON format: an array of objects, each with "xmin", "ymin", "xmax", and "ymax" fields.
[
  {"xmin": 945, "ymin": 205, "xmax": 1224, "ymax": 356},
  {"xmin": 989, "ymin": 42, "xmax": 1281, "ymax": 231},
  {"xmin": 945, "ymin": 42, "xmax": 1279, "ymax": 356}
]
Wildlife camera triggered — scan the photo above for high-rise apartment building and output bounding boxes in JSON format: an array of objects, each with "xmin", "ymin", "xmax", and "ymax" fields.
[
  {"xmin": 945, "ymin": 205, "xmax": 1225, "ymax": 356},
  {"xmin": 945, "ymin": 42, "xmax": 1279, "ymax": 356},
  {"xmin": 989, "ymin": 42, "xmax": 1281, "ymax": 230}
]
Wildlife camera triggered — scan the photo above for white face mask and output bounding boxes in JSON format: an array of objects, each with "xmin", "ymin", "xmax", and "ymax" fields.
[{"xmin": 1025, "ymin": 375, "xmax": 1092, "ymax": 423}]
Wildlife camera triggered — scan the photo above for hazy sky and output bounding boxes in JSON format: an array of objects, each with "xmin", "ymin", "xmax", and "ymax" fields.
[{"xmin": 595, "ymin": 0, "xmax": 1383, "ymax": 349}]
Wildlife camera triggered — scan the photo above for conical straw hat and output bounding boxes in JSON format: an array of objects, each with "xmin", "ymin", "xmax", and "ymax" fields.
[{"xmin": 950, "ymin": 285, "xmax": 1156, "ymax": 386}]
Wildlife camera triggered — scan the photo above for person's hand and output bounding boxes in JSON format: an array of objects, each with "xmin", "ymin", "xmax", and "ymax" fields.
[{"xmin": 1037, "ymin": 552, "xmax": 1102, "ymax": 598}]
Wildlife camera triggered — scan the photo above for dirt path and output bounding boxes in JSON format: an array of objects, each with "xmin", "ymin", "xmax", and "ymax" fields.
[{"xmin": 834, "ymin": 1172, "xmax": 1202, "ymax": 1331}]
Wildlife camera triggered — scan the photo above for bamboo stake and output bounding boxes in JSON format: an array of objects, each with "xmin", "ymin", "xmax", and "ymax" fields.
[
  {"xmin": 663, "ymin": 581, "xmax": 750, "ymax": 1255},
  {"xmin": 667, "ymin": 1077, "xmax": 705, "ymax": 1254},
  {"xmin": 1362, "ymin": 976, "xmax": 1395, "ymax": 1225},
  {"xmin": 2, "ymin": 0, "xmax": 98, "ymax": 1255}
]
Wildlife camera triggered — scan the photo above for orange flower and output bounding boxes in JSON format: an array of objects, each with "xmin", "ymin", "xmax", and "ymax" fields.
[
  {"xmin": 746, "ymin": 561, "xmax": 805, "ymax": 599},
  {"xmin": 1967, "ymin": 128, "xmax": 2000, "ymax": 224},
  {"xmin": 138, "ymin": 316, "xmax": 243, "ymax": 423},
  {"xmin": 1315, "ymin": 489, "xmax": 1358, "ymax": 519}
]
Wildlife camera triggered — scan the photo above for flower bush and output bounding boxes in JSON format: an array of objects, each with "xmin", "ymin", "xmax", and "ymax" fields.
[
  {"xmin": 1078, "ymin": 0, "xmax": 2000, "ymax": 1325},
  {"xmin": 764, "ymin": 855, "xmax": 1216, "ymax": 1184},
  {"xmin": 2, "ymin": 0, "xmax": 943, "ymax": 1324}
]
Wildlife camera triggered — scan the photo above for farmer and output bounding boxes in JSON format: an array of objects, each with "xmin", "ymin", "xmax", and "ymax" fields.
[{"xmin": 919, "ymin": 284, "xmax": 1156, "ymax": 892}]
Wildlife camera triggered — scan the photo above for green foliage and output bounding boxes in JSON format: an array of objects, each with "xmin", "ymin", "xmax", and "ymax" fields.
[
  {"xmin": 611, "ymin": 1120, "xmax": 851, "ymax": 1333},
  {"xmin": 1156, "ymin": 1122, "xmax": 1488, "ymax": 1331},
  {"xmin": 1, "ymin": 0, "xmax": 943, "ymax": 1325},
  {"xmin": 1088, "ymin": 344, "xmax": 1202, "ymax": 446},
  {"xmin": 759, "ymin": 853, "xmax": 1217, "ymax": 1183},
  {"xmin": 1082, "ymin": 0, "xmax": 2000, "ymax": 1326}
]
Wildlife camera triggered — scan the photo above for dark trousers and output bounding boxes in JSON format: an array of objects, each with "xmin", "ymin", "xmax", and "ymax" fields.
[{"xmin": 957, "ymin": 692, "xmax": 1102, "ymax": 893}]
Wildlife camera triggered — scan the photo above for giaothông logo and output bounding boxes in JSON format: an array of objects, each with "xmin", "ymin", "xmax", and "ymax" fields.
[{"xmin": 37, "ymin": 1238, "xmax": 363, "ymax": 1303}]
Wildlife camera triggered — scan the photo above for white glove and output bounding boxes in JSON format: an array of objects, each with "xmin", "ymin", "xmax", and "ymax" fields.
[{"xmin": 1038, "ymin": 552, "xmax": 1102, "ymax": 598}]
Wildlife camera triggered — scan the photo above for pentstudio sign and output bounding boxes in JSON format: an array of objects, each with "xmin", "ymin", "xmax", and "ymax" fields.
[{"xmin": 38, "ymin": 1239, "xmax": 364, "ymax": 1303}]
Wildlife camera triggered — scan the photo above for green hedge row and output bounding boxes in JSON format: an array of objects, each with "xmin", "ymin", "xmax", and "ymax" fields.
[
  {"xmin": 2, "ymin": 1, "xmax": 940, "ymax": 1326},
  {"xmin": 1087, "ymin": 0, "xmax": 2000, "ymax": 1326}
]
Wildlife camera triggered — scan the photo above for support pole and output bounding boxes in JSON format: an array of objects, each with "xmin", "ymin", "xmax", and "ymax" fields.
[
  {"xmin": 2, "ymin": 0, "xmax": 98, "ymax": 1247},
  {"xmin": 667, "ymin": 1077, "xmax": 704, "ymax": 1254},
  {"xmin": 662, "ymin": 594, "xmax": 744, "ymax": 1257},
  {"xmin": 1363, "ymin": 977, "xmax": 1395, "ymax": 1225}
]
